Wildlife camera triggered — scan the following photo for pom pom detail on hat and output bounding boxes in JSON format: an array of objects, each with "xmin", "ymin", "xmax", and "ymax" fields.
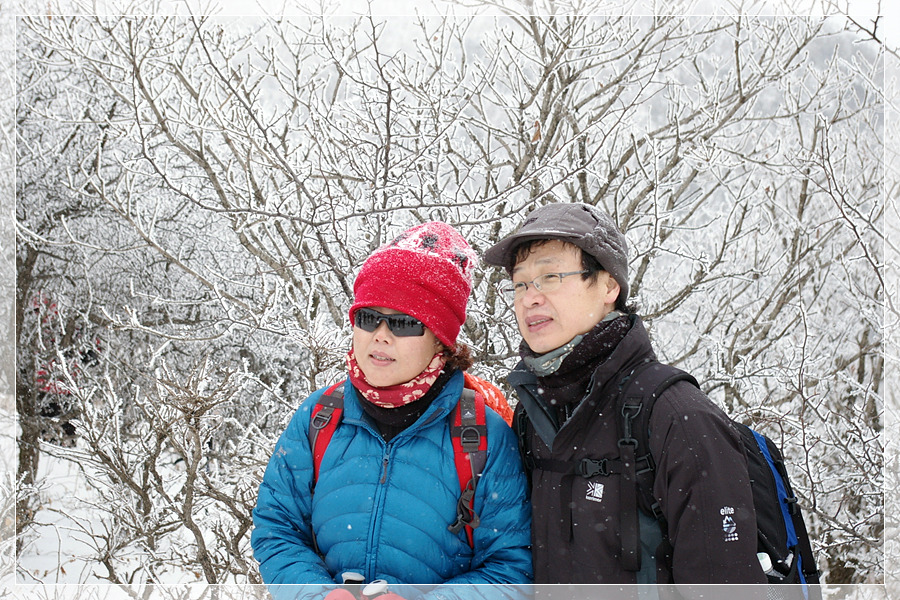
[{"xmin": 350, "ymin": 222, "xmax": 478, "ymax": 348}]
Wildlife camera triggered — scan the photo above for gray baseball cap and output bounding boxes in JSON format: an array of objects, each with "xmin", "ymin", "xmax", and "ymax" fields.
[{"xmin": 484, "ymin": 202, "xmax": 630, "ymax": 303}]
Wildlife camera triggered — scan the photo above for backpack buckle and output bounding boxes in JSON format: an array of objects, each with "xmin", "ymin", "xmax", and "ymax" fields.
[
  {"xmin": 784, "ymin": 495, "xmax": 800, "ymax": 517},
  {"xmin": 636, "ymin": 452, "xmax": 655, "ymax": 475},
  {"xmin": 578, "ymin": 458, "xmax": 610, "ymax": 478},
  {"xmin": 619, "ymin": 403, "xmax": 641, "ymax": 447},
  {"xmin": 448, "ymin": 485, "xmax": 480, "ymax": 534}
]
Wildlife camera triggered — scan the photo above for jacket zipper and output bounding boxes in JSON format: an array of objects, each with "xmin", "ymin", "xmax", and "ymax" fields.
[
  {"xmin": 380, "ymin": 457, "xmax": 389, "ymax": 484},
  {"xmin": 365, "ymin": 445, "xmax": 391, "ymax": 579},
  {"xmin": 348, "ymin": 394, "xmax": 454, "ymax": 580}
]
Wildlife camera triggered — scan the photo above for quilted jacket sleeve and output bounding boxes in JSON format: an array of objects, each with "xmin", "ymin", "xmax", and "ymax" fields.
[{"xmin": 251, "ymin": 390, "xmax": 334, "ymax": 586}]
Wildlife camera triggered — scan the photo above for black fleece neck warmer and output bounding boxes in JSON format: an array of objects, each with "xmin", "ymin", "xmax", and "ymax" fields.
[
  {"xmin": 358, "ymin": 367, "xmax": 455, "ymax": 442},
  {"xmin": 520, "ymin": 315, "xmax": 631, "ymax": 412}
]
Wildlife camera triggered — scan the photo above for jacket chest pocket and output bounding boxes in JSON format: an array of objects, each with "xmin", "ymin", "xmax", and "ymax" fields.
[{"xmin": 567, "ymin": 471, "xmax": 624, "ymax": 572}]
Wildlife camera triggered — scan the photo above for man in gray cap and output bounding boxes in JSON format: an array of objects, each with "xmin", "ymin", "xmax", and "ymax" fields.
[{"xmin": 484, "ymin": 202, "xmax": 765, "ymax": 585}]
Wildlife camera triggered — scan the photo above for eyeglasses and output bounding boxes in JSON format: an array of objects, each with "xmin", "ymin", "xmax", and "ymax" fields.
[
  {"xmin": 497, "ymin": 270, "xmax": 590, "ymax": 299},
  {"xmin": 354, "ymin": 307, "xmax": 427, "ymax": 337}
]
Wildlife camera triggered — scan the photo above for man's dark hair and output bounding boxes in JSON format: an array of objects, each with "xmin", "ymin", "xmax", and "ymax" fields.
[{"xmin": 510, "ymin": 239, "xmax": 635, "ymax": 313}]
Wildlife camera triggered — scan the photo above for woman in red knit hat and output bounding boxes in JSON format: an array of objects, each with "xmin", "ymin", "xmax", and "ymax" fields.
[{"xmin": 252, "ymin": 222, "xmax": 532, "ymax": 600}]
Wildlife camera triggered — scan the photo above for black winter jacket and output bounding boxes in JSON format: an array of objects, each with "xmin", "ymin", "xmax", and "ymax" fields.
[{"xmin": 510, "ymin": 315, "xmax": 766, "ymax": 584}]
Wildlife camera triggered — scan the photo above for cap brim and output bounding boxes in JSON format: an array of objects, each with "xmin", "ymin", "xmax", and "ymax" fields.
[{"xmin": 483, "ymin": 230, "xmax": 583, "ymax": 268}]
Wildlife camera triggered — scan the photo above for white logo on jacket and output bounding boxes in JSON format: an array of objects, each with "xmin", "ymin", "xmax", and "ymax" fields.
[
  {"xmin": 721, "ymin": 506, "xmax": 739, "ymax": 541},
  {"xmin": 586, "ymin": 482, "xmax": 605, "ymax": 503}
]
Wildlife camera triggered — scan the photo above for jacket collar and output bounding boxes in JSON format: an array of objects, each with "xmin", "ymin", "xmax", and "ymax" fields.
[
  {"xmin": 509, "ymin": 314, "xmax": 656, "ymax": 449},
  {"xmin": 340, "ymin": 369, "xmax": 465, "ymax": 437},
  {"xmin": 580, "ymin": 314, "xmax": 656, "ymax": 405}
]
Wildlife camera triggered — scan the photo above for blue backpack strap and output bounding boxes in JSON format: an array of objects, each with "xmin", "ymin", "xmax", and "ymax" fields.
[
  {"xmin": 448, "ymin": 388, "xmax": 487, "ymax": 548},
  {"xmin": 752, "ymin": 431, "xmax": 800, "ymax": 556},
  {"xmin": 751, "ymin": 429, "xmax": 821, "ymax": 586}
]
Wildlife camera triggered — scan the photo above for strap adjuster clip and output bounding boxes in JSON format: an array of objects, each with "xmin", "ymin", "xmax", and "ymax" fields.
[
  {"xmin": 311, "ymin": 408, "xmax": 334, "ymax": 430},
  {"xmin": 459, "ymin": 426, "xmax": 481, "ymax": 453}
]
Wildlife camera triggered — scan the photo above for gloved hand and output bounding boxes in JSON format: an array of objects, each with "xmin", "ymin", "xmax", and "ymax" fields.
[{"xmin": 324, "ymin": 589, "xmax": 357, "ymax": 600}]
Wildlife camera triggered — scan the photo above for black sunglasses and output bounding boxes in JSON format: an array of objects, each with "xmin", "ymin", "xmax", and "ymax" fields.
[{"xmin": 354, "ymin": 307, "xmax": 426, "ymax": 337}]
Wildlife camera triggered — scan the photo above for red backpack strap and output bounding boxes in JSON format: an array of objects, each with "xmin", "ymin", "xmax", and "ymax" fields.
[
  {"xmin": 308, "ymin": 380, "xmax": 346, "ymax": 484},
  {"xmin": 448, "ymin": 388, "xmax": 488, "ymax": 548}
]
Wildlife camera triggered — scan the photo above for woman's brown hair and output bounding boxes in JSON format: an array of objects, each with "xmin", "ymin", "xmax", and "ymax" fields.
[{"xmin": 443, "ymin": 342, "xmax": 474, "ymax": 372}]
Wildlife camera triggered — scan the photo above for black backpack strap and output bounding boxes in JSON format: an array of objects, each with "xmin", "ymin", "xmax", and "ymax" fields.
[
  {"xmin": 794, "ymin": 511, "xmax": 821, "ymax": 584},
  {"xmin": 534, "ymin": 451, "xmax": 628, "ymax": 542},
  {"xmin": 615, "ymin": 361, "xmax": 699, "ymax": 572},
  {"xmin": 512, "ymin": 403, "xmax": 534, "ymax": 489},
  {"xmin": 791, "ymin": 494, "xmax": 820, "ymax": 584},
  {"xmin": 508, "ymin": 362, "xmax": 560, "ymax": 449},
  {"xmin": 511, "ymin": 361, "xmax": 602, "ymax": 540}
]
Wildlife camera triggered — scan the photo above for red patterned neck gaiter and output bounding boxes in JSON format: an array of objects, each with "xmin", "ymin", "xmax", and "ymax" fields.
[{"xmin": 346, "ymin": 349, "xmax": 447, "ymax": 408}]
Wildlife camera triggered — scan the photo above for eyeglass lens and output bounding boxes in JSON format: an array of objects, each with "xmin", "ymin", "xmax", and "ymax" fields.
[{"xmin": 501, "ymin": 270, "xmax": 590, "ymax": 298}]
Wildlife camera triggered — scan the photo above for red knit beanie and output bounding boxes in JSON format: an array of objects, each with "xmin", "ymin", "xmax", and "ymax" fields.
[{"xmin": 349, "ymin": 222, "xmax": 478, "ymax": 348}]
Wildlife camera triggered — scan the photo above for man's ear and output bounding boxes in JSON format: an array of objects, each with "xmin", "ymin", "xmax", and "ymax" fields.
[{"xmin": 605, "ymin": 276, "xmax": 621, "ymax": 304}]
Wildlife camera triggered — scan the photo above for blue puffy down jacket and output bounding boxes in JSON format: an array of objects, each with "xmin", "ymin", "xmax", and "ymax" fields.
[{"xmin": 251, "ymin": 370, "xmax": 533, "ymax": 587}]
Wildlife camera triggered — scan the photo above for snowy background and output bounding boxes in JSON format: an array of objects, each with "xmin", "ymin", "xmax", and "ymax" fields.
[{"xmin": 3, "ymin": 0, "xmax": 899, "ymax": 598}]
